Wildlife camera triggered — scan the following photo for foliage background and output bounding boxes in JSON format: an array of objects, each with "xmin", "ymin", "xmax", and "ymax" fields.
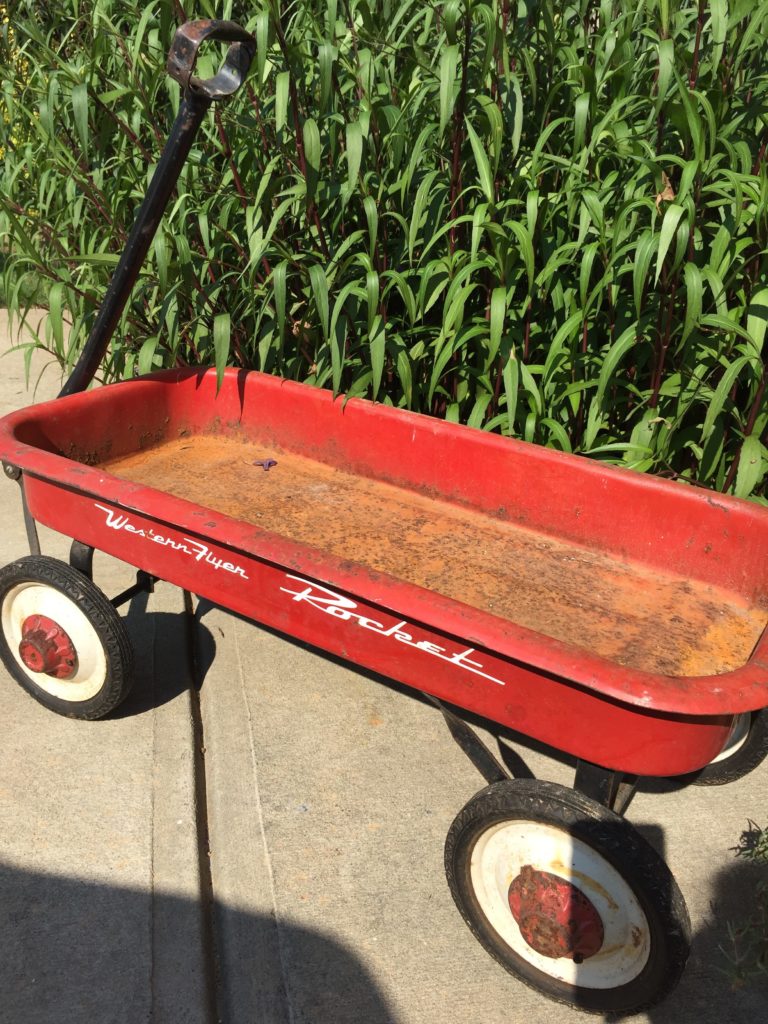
[{"xmin": 1, "ymin": 0, "xmax": 767, "ymax": 500}]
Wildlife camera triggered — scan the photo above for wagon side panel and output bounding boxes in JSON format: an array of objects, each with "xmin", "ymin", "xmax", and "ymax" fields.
[{"xmin": 22, "ymin": 476, "xmax": 733, "ymax": 777}]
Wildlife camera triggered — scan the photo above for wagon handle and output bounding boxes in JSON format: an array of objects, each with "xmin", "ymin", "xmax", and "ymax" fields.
[
  {"xmin": 166, "ymin": 19, "xmax": 255, "ymax": 100},
  {"xmin": 59, "ymin": 20, "xmax": 255, "ymax": 398}
]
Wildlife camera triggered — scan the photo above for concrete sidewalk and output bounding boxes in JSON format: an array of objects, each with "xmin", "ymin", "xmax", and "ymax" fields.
[
  {"xmin": 0, "ymin": 311, "xmax": 209, "ymax": 1024},
  {"xmin": 1, "ymin": 309, "xmax": 767, "ymax": 1024}
]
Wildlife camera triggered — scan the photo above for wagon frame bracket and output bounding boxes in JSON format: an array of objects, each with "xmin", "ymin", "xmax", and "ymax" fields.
[
  {"xmin": 574, "ymin": 759, "xmax": 638, "ymax": 816},
  {"xmin": 69, "ymin": 540, "xmax": 156, "ymax": 608},
  {"xmin": 4, "ymin": 464, "xmax": 41, "ymax": 558},
  {"xmin": 427, "ymin": 695, "xmax": 510, "ymax": 785},
  {"xmin": 70, "ymin": 540, "xmax": 95, "ymax": 579},
  {"xmin": 111, "ymin": 571, "xmax": 157, "ymax": 609}
]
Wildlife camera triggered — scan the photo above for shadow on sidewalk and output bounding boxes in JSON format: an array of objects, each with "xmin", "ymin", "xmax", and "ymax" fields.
[
  {"xmin": 3, "ymin": 849, "xmax": 765, "ymax": 1024},
  {"xmin": 639, "ymin": 855, "xmax": 768, "ymax": 1024},
  {"xmin": 110, "ymin": 589, "xmax": 213, "ymax": 717},
  {"xmin": 90, "ymin": 595, "xmax": 767, "ymax": 1022},
  {"xmin": 0, "ymin": 861, "xmax": 396, "ymax": 1024}
]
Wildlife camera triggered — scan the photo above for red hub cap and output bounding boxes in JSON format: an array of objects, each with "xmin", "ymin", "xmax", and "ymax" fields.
[
  {"xmin": 508, "ymin": 864, "xmax": 604, "ymax": 961},
  {"xmin": 18, "ymin": 615, "xmax": 77, "ymax": 679}
]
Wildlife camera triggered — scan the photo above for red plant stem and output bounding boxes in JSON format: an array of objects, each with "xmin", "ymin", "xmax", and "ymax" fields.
[
  {"xmin": 688, "ymin": 179, "xmax": 701, "ymax": 262},
  {"xmin": 491, "ymin": 352, "xmax": 503, "ymax": 417},
  {"xmin": 331, "ymin": 67, "xmax": 351, "ymax": 121},
  {"xmin": 648, "ymin": 278, "xmax": 674, "ymax": 410},
  {"xmin": 652, "ymin": 36, "xmax": 665, "ymax": 152},
  {"xmin": 523, "ymin": 301, "xmax": 532, "ymax": 361},
  {"xmin": 113, "ymin": 35, "xmax": 164, "ymax": 147},
  {"xmin": 229, "ymin": 328, "xmax": 247, "ymax": 367},
  {"xmin": 571, "ymin": 318, "xmax": 590, "ymax": 443},
  {"xmin": 272, "ymin": 11, "xmax": 330, "ymax": 259},
  {"xmin": 310, "ymin": 204, "xmax": 331, "ymax": 260},
  {"xmin": 193, "ymin": 239, "xmax": 218, "ymax": 287},
  {"xmin": 449, "ymin": 10, "xmax": 473, "ymax": 255},
  {"xmin": 56, "ymin": 119, "xmax": 121, "ymax": 236},
  {"xmin": 689, "ymin": 0, "xmax": 705, "ymax": 89},
  {"xmin": 342, "ymin": 0, "xmax": 364, "ymax": 102},
  {"xmin": 272, "ymin": 21, "xmax": 306, "ymax": 179},
  {"xmin": 218, "ymin": 225, "xmax": 270, "ymax": 285},
  {"xmin": 72, "ymin": 170, "xmax": 128, "ymax": 243},
  {"xmin": 753, "ymin": 132, "xmax": 768, "ymax": 175},
  {"xmin": 90, "ymin": 93, "xmax": 154, "ymax": 165},
  {"xmin": 214, "ymin": 109, "xmax": 248, "ymax": 207},
  {"xmin": 245, "ymin": 85, "xmax": 270, "ymax": 171},
  {"xmin": 722, "ymin": 372, "xmax": 767, "ymax": 493},
  {"xmin": 495, "ymin": 0, "xmax": 509, "ymax": 90},
  {"xmin": 658, "ymin": 281, "xmax": 679, "ymax": 398}
]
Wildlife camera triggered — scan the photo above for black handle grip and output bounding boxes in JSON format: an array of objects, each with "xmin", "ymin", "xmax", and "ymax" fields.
[{"xmin": 167, "ymin": 19, "xmax": 255, "ymax": 100}]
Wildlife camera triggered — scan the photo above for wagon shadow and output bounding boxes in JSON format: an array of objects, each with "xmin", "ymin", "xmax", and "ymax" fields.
[
  {"xmin": 113, "ymin": 592, "xmax": 727, "ymax": 819},
  {"xmin": 0, "ymin": 862, "xmax": 396, "ymax": 1024},
  {"xmin": 190, "ymin": 596, "xmax": 565, "ymax": 775},
  {"xmin": 110, "ymin": 587, "xmax": 216, "ymax": 717}
]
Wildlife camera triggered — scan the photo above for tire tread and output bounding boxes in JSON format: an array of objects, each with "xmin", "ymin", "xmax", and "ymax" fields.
[
  {"xmin": 444, "ymin": 779, "xmax": 690, "ymax": 1015},
  {"xmin": 0, "ymin": 555, "xmax": 134, "ymax": 719}
]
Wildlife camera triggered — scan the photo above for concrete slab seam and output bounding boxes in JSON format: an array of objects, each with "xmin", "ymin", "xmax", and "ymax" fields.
[
  {"xmin": 149, "ymin": 651, "xmax": 158, "ymax": 1014},
  {"xmin": 149, "ymin": 591, "xmax": 217, "ymax": 1024},
  {"xmin": 189, "ymin": 681, "xmax": 219, "ymax": 1020},
  {"xmin": 235, "ymin": 617, "xmax": 297, "ymax": 1024}
]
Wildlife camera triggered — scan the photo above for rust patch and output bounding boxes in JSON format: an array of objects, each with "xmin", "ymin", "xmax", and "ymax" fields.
[
  {"xmin": 508, "ymin": 865, "xmax": 604, "ymax": 960},
  {"xmin": 66, "ymin": 439, "xmax": 113, "ymax": 465},
  {"xmin": 101, "ymin": 433, "xmax": 768, "ymax": 678}
]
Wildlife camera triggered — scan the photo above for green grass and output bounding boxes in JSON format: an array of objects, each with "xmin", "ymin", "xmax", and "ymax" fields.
[{"xmin": 1, "ymin": 0, "xmax": 767, "ymax": 499}]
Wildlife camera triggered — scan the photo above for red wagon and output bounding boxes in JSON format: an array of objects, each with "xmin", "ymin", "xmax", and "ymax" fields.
[{"xmin": 1, "ymin": 22, "xmax": 766, "ymax": 1015}]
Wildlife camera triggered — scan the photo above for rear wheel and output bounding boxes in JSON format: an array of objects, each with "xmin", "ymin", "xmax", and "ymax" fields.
[
  {"xmin": 690, "ymin": 709, "xmax": 768, "ymax": 785},
  {"xmin": 444, "ymin": 779, "xmax": 690, "ymax": 1014},
  {"xmin": 0, "ymin": 555, "xmax": 133, "ymax": 719}
]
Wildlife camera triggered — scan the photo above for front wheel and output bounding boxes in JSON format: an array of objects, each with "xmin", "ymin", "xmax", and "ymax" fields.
[
  {"xmin": 0, "ymin": 555, "xmax": 134, "ymax": 719},
  {"xmin": 444, "ymin": 779, "xmax": 690, "ymax": 1015}
]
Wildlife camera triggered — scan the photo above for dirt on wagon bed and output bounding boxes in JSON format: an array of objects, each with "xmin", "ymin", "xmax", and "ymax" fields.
[{"xmin": 103, "ymin": 433, "xmax": 767, "ymax": 679}]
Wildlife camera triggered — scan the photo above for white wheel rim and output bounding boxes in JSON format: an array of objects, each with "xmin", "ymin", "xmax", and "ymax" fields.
[
  {"xmin": 709, "ymin": 713, "xmax": 751, "ymax": 764},
  {"xmin": 2, "ymin": 581, "xmax": 107, "ymax": 702},
  {"xmin": 470, "ymin": 820, "xmax": 651, "ymax": 989}
]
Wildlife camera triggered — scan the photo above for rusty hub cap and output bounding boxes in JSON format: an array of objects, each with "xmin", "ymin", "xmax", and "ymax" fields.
[
  {"xmin": 508, "ymin": 864, "xmax": 604, "ymax": 961},
  {"xmin": 18, "ymin": 614, "xmax": 78, "ymax": 679}
]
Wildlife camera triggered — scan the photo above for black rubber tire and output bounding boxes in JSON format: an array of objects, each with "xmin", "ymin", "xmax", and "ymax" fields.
[
  {"xmin": 0, "ymin": 555, "xmax": 134, "ymax": 719},
  {"xmin": 444, "ymin": 779, "xmax": 690, "ymax": 1015},
  {"xmin": 689, "ymin": 709, "xmax": 768, "ymax": 786}
]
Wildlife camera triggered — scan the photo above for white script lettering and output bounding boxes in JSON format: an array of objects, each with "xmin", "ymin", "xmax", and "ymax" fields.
[
  {"xmin": 94, "ymin": 504, "xmax": 249, "ymax": 580},
  {"xmin": 280, "ymin": 575, "xmax": 505, "ymax": 687}
]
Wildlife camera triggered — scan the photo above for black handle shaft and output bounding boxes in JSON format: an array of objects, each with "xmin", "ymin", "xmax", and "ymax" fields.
[
  {"xmin": 59, "ymin": 21, "xmax": 254, "ymax": 398},
  {"xmin": 59, "ymin": 92, "xmax": 210, "ymax": 397}
]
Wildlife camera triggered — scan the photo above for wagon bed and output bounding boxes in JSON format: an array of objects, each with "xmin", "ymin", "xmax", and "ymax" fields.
[{"xmin": 103, "ymin": 431, "xmax": 766, "ymax": 680}]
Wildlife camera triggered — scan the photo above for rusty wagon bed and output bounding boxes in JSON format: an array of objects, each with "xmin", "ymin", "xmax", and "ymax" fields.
[{"xmin": 102, "ymin": 411, "xmax": 764, "ymax": 682}]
